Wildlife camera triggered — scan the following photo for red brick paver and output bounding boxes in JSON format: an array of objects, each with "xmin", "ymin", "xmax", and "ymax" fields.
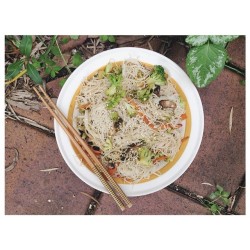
[
  {"xmin": 5, "ymin": 119, "xmax": 94, "ymax": 215},
  {"xmin": 95, "ymin": 189, "xmax": 210, "ymax": 215}
]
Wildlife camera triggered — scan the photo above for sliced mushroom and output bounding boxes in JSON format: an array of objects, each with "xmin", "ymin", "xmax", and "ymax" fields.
[
  {"xmin": 114, "ymin": 117, "xmax": 123, "ymax": 131},
  {"xmin": 159, "ymin": 100, "xmax": 177, "ymax": 109},
  {"xmin": 153, "ymin": 85, "xmax": 160, "ymax": 97}
]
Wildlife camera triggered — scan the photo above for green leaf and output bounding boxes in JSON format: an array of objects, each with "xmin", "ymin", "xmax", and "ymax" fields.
[
  {"xmin": 185, "ymin": 35, "xmax": 209, "ymax": 46},
  {"xmin": 221, "ymin": 191, "xmax": 230, "ymax": 198},
  {"xmin": 210, "ymin": 204, "xmax": 221, "ymax": 215},
  {"xmin": 5, "ymin": 60, "xmax": 23, "ymax": 80},
  {"xmin": 59, "ymin": 78, "xmax": 67, "ymax": 87},
  {"xmin": 100, "ymin": 35, "xmax": 108, "ymax": 42},
  {"xmin": 61, "ymin": 37, "xmax": 69, "ymax": 44},
  {"xmin": 50, "ymin": 70, "xmax": 56, "ymax": 78},
  {"xmin": 216, "ymin": 185, "xmax": 224, "ymax": 193},
  {"xmin": 27, "ymin": 63, "xmax": 42, "ymax": 84},
  {"xmin": 70, "ymin": 35, "xmax": 79, "ymax": 40},
  {"xmin": 45, "ymin": 67, "xmax": 51, "ymax": 74},
  {"xmin": 186, "ymin": 43, "xmax": 227, "ymax": 87},
  {"xmin": 51, "ymin": 46, "xmax": 61, "ymax": 56},
  {"xmin": 19, "ymin": 35, "xmax": 33, "ymax": 57},
  {"xmin": 31, "ymin": 58, "xmax": 41, "ymax": 69},
  {"xmin": 221, "ymin": 197, "xmax": 229, "ymax": 205},
  {"xmin": 72, "ymin": 52, "xmax": 84, "ymax": 67},
  {"xmin": 39, "ymin": 54, "xmax": 56, "ymax": 66},
  {"xmin": 209, "ymin": 35, "xmax": 239, "ymax": 45},
  {"xmin": 108, "ymin": 35, "xmax": 116, "ymax": 43},
  {"xmin": 209, "ymin": 192, "xmax": 218, "ymax": 200},
  {"xmin": 53, "ymin": 65, "xmax": 61, "ymax": 72}
]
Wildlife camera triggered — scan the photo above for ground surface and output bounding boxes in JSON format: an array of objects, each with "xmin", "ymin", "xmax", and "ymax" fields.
[{"xmin": 5, "ymin": 35, "xmax": 245, "ymax": 215}]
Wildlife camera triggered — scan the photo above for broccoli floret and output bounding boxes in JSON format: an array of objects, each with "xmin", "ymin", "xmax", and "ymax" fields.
[
  {"xmin": 136, "ymin": 65, "xmax": 166, "ymax": 102},
  {"xmin": 136, "ymin": 81, "xmax": 155, "ymax": 102},
  {"xmin": 137, "ymin": 86, "xmax": 153, "ymax": 102},
  {"xmin": 105, "ymin": 63, "xmax": 113, "ymax": 74},
  {"xmin": 106, "ymin": 84, "xmax": 117, "ymax": 96},
  {"xmin": 108, "ymin": 73, "xmax": 122, "ymax": 86},
  {"xmin": 106, "ymin": 89, "xmax": 125, "ymax": 109},
  {"xmin": 106, "ymin": 72, "xmax": 125, "ymax": 109},
  {"xmin": 147, "ymin": 65, "xmax": 167, "ymax": 86},
  {"xmin": 138, "ymin": 146, "xmax": 154, "ymax": 166}
]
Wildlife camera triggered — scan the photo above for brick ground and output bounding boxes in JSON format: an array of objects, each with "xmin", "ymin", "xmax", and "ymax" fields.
[
  {"xmin": 95, "ymin": 189, "xmax": 210, "ymax": 215},
  {"xmin": 5, "ymin": 119, "xmax": 94, "ymax": 215}
]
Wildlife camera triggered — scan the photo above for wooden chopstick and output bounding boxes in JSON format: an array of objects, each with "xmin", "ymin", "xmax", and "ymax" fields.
[
  {"xmin": 37, "ymin": 85, "xmax": 132, "ymax": 208},
  {"xmin": 33, "ymin": 86, "xmax": 132, "ymax": 211}
]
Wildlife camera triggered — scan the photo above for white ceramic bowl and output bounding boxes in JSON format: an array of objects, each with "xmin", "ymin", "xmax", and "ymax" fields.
[{"xmin": 55, "ymin": 47, "xmax": 204, "ymax": 197}]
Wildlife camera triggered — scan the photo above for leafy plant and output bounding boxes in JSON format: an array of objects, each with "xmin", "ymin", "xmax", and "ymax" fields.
[
  {"xmin": 5, "ymin": 35, "xmax": 71, "ymax": 85},
  {"xmin": 100, "ymin": 35, "xmax": 116, "ymax": 43},
  {"xmin": 59, "ymin": 78, "xmax": 67, "ymax": 87},
  {"xmin": 72, "ymin": 52, "xmax": 84, "ymax": 67},
  {"xmin": 185, "ymin": 35, "xmax": 239, "ymax": 88},
  {"xmin": 205, "ymin": 184, "xmax": 230, "ymax": 215}
]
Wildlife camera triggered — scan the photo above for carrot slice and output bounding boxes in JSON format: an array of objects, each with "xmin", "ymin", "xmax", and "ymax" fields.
[
  {"xmin": 107, "ymin": 166, "xmax": 117, "ymax": 175},
  {"xmin": 181, "ymin": 113, "xmax": 187, "ymax": 120},
  {"xmin": 126, "ymin": 97, "xmax": 157, "ymax": 131},
  {"xmin": 153, "ymin": 155, "xmax": 167, "ymax": 163}
]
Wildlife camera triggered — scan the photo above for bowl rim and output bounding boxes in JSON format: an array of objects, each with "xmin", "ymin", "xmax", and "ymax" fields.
[{"xmin": 54, "ymin": 47, "xmax": 204, "ymax": 197}]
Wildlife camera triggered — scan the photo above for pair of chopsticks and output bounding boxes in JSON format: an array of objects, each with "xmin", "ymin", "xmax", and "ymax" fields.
[{"xmin": 33, "ymin": 85, "xmax": 132, "ymax": 211}]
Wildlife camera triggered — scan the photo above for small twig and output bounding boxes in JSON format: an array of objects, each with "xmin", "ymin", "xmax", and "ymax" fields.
[
  {"xmin": 55, "ymin": 38, "xmax": 71, "ymax": 74},
  {"xmin": 225, "ymin": 62, "xmax": 245, "ymax": 77},
  {"xmin": 147, "ymin": 41, "xmax": 153, "ymax": 51},
  {"xmin": 81, "ymin": 44, "xmax": 94, "ymax": 56},
  {"xmin": 229, "ymin": 107, "xmax": 233, "ymax": 134},
  {"xmin": 81, "ymin": 192, "xmax": 101, "ymax": 206},
  {"xmin": 40, "ymin": 168, "xmax": 59, "ymax": 172},
  {"xmin": 228, "ymin": 173, "xmax": 245, "ymax": 212},
  {"xmin": 7, "ymin": 102, "xmax": 20, "ymax": 121},
  {"xmin": 5, "ymin": 69, "xmax": 27, "ymax": 85},
  {"xmin": 201, "ymin": 182, "xmax": 214, "ymax": 187},
  {"xmin": 5, "ymin": 109, "xmax": 55, "ymax": 136}
]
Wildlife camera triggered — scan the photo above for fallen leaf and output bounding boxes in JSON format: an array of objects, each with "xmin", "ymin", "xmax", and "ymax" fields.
[
  {"xmin": 6, "ymin": 89, "xmax": 40, "ymax": 111},
  {"xmin": 53, "ymin": 51, "xmax": 71, "ymax": 68},
  {"xmin": 59, "ymin": 36, "xmax": 88, "ymax": 53}
]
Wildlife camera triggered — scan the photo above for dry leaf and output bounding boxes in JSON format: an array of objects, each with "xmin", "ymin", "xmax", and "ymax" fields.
[
  {"xmin": 59, "ymin": 36, "xmax": 88, "ymax": 53},
  {"xmin": 6, "ymin": 89, "xmax": 40, "ymax": 111}
]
